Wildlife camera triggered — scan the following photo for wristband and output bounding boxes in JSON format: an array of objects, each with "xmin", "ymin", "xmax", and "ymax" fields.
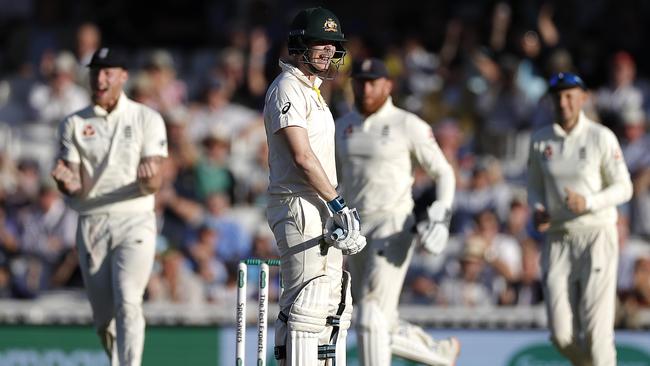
[{"xmin": 327, "ymin": 196, "xmax": 346, "ymax": 213}]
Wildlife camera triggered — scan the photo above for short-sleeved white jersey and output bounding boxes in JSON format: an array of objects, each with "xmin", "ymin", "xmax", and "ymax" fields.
[
  {"xmin": 527, "ymin": 111, "xmax": 632, "ymax": 232},
  {"xmin": 58, "ymin": 93, "xmax": 168, "ymax": 214},
  {"xmin": 264, "ymin": 60, "xmax": 337, "ymax": 196},
  {"xmin": 335, "ymin": 97, "xmax": 455, "ymax": 217}
]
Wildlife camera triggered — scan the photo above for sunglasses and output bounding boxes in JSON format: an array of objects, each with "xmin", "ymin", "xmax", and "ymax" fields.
[{"xmin": 549, "ymin": 72, "xmax": 586, "ymax": 90}]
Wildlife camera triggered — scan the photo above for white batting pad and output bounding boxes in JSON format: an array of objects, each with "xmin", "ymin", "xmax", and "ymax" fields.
[{"xmin": 285, "ymin": 275, "xmax": 331, "ymax": 366}]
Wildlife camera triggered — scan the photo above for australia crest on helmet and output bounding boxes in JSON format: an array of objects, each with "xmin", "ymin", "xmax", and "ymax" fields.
[{"xmin": 323, "ymin": 18, "xmax": 338, "ymax": 32}]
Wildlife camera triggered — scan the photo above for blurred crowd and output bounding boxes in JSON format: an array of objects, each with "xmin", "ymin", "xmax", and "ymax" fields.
[{"xmin": 1, "ymin": 1, "xmax": 650, "ymax": 329}]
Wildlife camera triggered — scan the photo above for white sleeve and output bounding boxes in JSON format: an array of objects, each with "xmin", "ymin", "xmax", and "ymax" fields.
[
  {"xmin": 141, "ymin": 111, "xmax": 168, "ymax": 158},
  {"xmin": 266, "ymin": 82, "xmax": 307, "ymax": 134},
  {"xmin": 57, "ymin": 117, "xmax": 80, "ymax": 163},
  {"xmin": 527, "ymin": 136, "xmax": 545, "ymax": 210},
  {"xmin": 588, "ymin": 129, "xmax": 633, "ymax": 211},
  {"xmin": 406, "ymin": 116, "xmax": 455, "ymax": 208}
]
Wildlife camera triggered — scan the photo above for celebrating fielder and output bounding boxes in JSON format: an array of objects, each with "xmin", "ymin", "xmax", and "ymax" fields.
[
  {"xmin": 527, "ymin": 72, "xmax": 632, "ymax": 365},
  {"xmin": 336, "ymin": 58, "xmax": 460, "ymax": 366},
  {"xmin": 51, "ymin": 47, "xmax": 167, "ymax": 366},
  {"xmin": 263, "ymin": 7, "xmax": 366, "ymax": 366}
]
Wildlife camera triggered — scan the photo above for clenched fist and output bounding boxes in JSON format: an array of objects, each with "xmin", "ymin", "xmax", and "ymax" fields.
[
  {"xmin": 564, "ymin": 187, "xmax": 587, "ymax": 214},
  {"xmin": 51, "ymin": 159, "xmax": 81, "ymax": 195}
]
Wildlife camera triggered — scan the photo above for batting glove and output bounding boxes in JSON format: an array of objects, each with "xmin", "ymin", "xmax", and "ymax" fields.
[
  {"xmin": 324, "ymin": 196, "xmax": 367, "ymax": 255},
  {"xmin": 417, "ymin": 201, "xmax": 451, "ymax": 255}
]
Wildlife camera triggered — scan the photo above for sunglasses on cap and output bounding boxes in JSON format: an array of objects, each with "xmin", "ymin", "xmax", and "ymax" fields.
[{"xmin": 548, "ymin": 72, "xmax": 587, "ymax": 92}]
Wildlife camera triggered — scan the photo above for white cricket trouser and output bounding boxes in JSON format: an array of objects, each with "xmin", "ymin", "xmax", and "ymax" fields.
[
  {"xmin": 542, "ymin": 225, "xmax": 618, "ymax": 366},
  {"xmin": 267, "ymin": 194, "xmax": 345, "ymax": 365},
  {"xmin": 76, "ymin": 212, "xmax": 156, "ymax": 366},
  {"xmin": 347, "ymin": 212, "xmax": 416, "ymax": 366}
]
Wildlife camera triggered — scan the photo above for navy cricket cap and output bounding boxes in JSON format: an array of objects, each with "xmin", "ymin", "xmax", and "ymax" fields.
[
  {"xmin": 548, "ymin": 72, "xmax": 587, "ymax": 92},
  {"xmin": 88, "ymin": 47, "xmax": 128, "ymax": 69},
  {"xmin": 351, "ymin": 58, "xmax": 389, "ymax": 80}
]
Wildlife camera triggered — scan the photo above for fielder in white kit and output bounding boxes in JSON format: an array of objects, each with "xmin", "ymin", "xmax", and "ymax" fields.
[
  {"xmin": 51, "ymin": 47, "xmax": 167, "ymax": 366},
  {"xmin": 263, "ymin": 7, "xmax": 366, "ymax": 366},
  {"xmin": 527, "ymin": 72, "xmax": 632, "ymax": 366},
  {"xmin": 336, "ymin": 58, "xmax": 460, "ymax": 366}
]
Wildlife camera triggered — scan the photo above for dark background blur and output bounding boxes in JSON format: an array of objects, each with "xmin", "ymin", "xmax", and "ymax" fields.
[{"xmin": 3, "ymin": 0, "xmax": 650, "ymax": 86}]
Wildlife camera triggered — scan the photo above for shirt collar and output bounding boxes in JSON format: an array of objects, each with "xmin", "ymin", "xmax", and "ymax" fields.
[
  {"xmin": 553, "ymin": 110, "xmax": 587, "ymax": 137},
  {"xmin": 93, "ymin": 92, "xmax": 128, "ymax": 117},
  {"xmin": 279, "ymin": 60, "xmax": 322, "ymax": 89}
]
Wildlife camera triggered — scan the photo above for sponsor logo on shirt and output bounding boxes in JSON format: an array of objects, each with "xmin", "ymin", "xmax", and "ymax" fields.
[
  {"xmin": 124, "ymin": 125, "xmax": 132, "ymax": 139},
  {"xmin": 543, "ymin": 145, "xmax": 553, "ymax": 160},
  {"xmin": 82, "ymin": 124, "xmax": 96, "ymax": 138},
  {"xmin": 381, "ymin": 125, "xmax": 390, "ymax": 137},
  {"xmin": 343, "ymin": 124, "xmax": 353, "ymax": 138},
  {"xmin": 281, "ymin": 102, "xmax": 291, "ymax": 114},
  {"xmin": 579, "ymin": 147, "xmax": 586, "ymax": 160}
]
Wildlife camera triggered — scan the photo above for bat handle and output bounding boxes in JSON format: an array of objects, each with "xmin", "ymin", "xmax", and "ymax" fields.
[{"xmin": 330, "ymin": 227, "xmax": 345, "ymax": 241}]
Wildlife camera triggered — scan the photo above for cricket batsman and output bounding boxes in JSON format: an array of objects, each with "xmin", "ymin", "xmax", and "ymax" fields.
[{"xmin": 263, "ymin": 7, "xmax": 367, "ymax": 366}]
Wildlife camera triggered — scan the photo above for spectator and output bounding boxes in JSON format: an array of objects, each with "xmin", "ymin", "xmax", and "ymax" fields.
[
  {"xmin": 202, "ymin": 192, "xmax": 251, "ymax": 262},
  {"xmin": 147, "ymin": 249, "xmax": 204, "ymax": 304},
  {"xmin": 595, "ymin": 51, "xmax": 644, "ymax": 130},
  {"xmin": 164, "ymin": 106, "xmax": 199, "ymax": 170},
  {"xmin": 74, "ymin": 22, "xmax": 101, "ymax": 90},
  {"xmin": 28, "ymin": 51, "xmax": 89, "ymax": 125},
  {"xmin": 188, "ymin": 76, "xmax": 262, "ymax": 144},
  {"xmin": 186, "ymin": 224, "xmax": 228, "ymax": 295},
  {"xmin": 195, "ymin": 129, "xmax": 236, "ymax": 202},
  {"xmin": 618, "ymin": 256, "xmax": 650, "ymax": 328},
  {"xmin": 141, "ymin": 49, "xmax": 188, "ymax": 114},
  {"xmin": 231, "ymin": 135, "xmax": 269, "ymax": 205},
  {"xmin": 155, "ymin": 157, "xmax": 202, "ymax": 248},
  {"xmin": 617, "ymin": 107, "xmax": 650, "ymax": 238},
  {"xmin": 451, "ymin": 159, "xmax": 501, "ymax": 233},
  {"xmin": 5, "ymin": 159, "xmax": 40, "ymax": 211},
  {"xmin": 12, "ymin": 180, "xmax": 77, "ymax": 295},
  {"xmin": 499, "ymin": 239, "xmax": 543, "ymax": 306},
  {"xmin": 437, "ymin": 236, "xmax": 494, "ymax": 307},
  {"xmin": 0, "ymin": 205, "xmax": 19, "ymax": 275},
  {"xmin": 474, "ymin": 208, "xmax": 522, "ymax": 284}
]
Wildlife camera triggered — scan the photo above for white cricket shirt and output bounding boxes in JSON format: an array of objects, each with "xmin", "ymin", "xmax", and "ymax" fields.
[
  {"xmin": 58, "ymin": 93, "xmax": 168, "ymax": 214},
  {"xmin": 264, "ymin": 60, "xmax": 337, "ymax": 196},
  {"xmin": 335, "ymin": 97, "xmax": 455, "ymax": 217},
  {"xmin": 527, "ymin": 111, "xmax": 632, "ymax": 232}
]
